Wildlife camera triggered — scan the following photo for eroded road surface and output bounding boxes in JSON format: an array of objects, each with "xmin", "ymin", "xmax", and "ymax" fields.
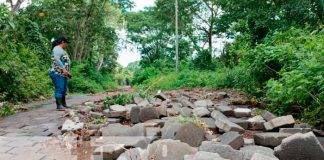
[
  {"xmin": 0, "ymin": 87, "xmax": 132, "ymax": 160},
  {"xmin": 1, "ymin": 87, "xmax": 323, "ymax": 160}
]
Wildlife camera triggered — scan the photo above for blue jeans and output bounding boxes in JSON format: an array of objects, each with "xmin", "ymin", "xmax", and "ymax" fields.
[{"xmin": 49, "ymin": 72, "xmax": 68, "ymax": 99}]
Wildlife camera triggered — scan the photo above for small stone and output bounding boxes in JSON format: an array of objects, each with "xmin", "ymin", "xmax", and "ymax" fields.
[
  {"xmin": 124, "ymin": 104, "xmax": 137, "ymax": 111},
  {"xmin": 61, "ymin": 119, "xmax": 84, "ymax": 133},
  {"xmin": 181, "ymin": 107, "xmax": 193, "ymax": 117},
  {"xmin": 230, "ymin": 98, "xmax": 247, "ymax": 105},
  {"xmin": 228, "ymin": 118, "xmax": 249, "ymax": 130},
  {"xmin": 234, "ymin": 108, "xmax": 251, "ymax": 118},
  {"xmin": 77, "ymin": 106, "xmax": 92, "ymax": 114},
  {"xmin": 167, "ymin": 108, "xmax": 180, "ymax": 116},
  {"xmin": 147, "ymin": 139, "xmax": 198, "ymax": 160},
  {"xmin": 133, "ymin": 96, "xmax": 144, "ymax": 105},
  {"xmin": 171, "ymin": 103, "xmax": 183, "ymax": 108},
  {"xmin": 261, "ymin": 111, "xmax": 277, "ymax": 121},
  {"xmin": 199, "ymin": 141, "xmax": 244, "ymax": 160},
  {"xmin": 244, "ymin": 138, "xmax": 254, "ymax": 145},
  {"xmin": 161, "ymin": 118, "xmax": 182, "ymax": 139},
  {"xmin": 279, "ymin": 128, "xmax": 312, "ymax": 134},
  {"xmin": 201, "ymin": 118, "xmax": 217, "ymax": 130},
  {"xmin": 110, "ymin": 105, "xmax": 126, "ymax": 112},
  {"xmin": 117, "ymin": 148, "xmax": 144, "ymax": 160},
  {"xmin": 194, "ymin": 100, "xmax": 214, "ymax": 108},
  {"xmin": 175, "ymin": 122, "xmax": 205, "ymax": 147},
  {"xmin": 184, "ymin": 151, "xmax": 229, "ymax": 160},
  {"xmin": 84, "ymin": 101, "xmax": 95, "ymax": 106},
  {"xmin": 156, "ymin": 104, "xmax": 168, "ymax": 117},
  {"xmin": 130, "ymin": 106, "xmax": 141, "ymax": 124},
  {"xmin": 103, "ymin": 109, "xmax": 127, "ymax": 118},
  {"xmin": 274, "ymin": 132, "xmax": 324, "ymax": 160},
  {"xmin": 263, "ymin": 115, "xmax": 295, "ymax": 131},
  {"xmin": 211, "ymin": 110, "xmax": 245, "ymax": 133},
  {"xmin": 254, "ymin": 132, "xmax": 291, "ymax": 147},
  {"xmin": 193, "ymin": 107, "xmax": 211, "ymax": 117},
  {"xmin": 138, "ymin": 99, "xmax": 150, "ymax": 108},
  {"xmin": 90, "ymin": 111, "xmax": 104, "ymax": 118},
  {"xmin": 240, "ymin": 145, "xmax": 276, "ymax": 160},
  {"xmin": 215, "ymin": 105, "xmax": 234, "ymax": 116},
  {"xmin": 250, "ymin": 153, "xmax": 278, "ymax": 160},
  {"xmin": 247, "ymin": 115, "xmax": 265, "ymax": 130},
  {"xmin": 219, "ymin": 131, "xmax": 244, "ymax": 149},
  {"xmin": 107, "ymin": 118, "xmax": 121, "ymax": 124},
  {"xmin": 155, "ymin": 92, "xmax": 168, "ymax": 101},
  {"xmin": 101, "ymin": 123, "xmax": 146, "ymax": 137},
  {"xmin": 180, "ymin": 98, "xmax": 195, "ymax": 109},
  {"xmin": 139, "ymin": 107, "xmax": 159, "ymax": 122},
  {"xmin": 93, "ymin": 145, "xmax": 124, "ymax": 160},
  {"xmin": 294, "ymin": 123, "xmax": 312, "ymax": 128},
  {"xmin": 144, "ymin": 119, "xmax": 164, "ymax": 127},
  {"xmin": 215, "ymin": 92, "xmax": 228, "ymax": 99}
]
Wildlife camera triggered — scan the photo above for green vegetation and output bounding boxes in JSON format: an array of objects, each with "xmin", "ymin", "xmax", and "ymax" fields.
[
  {"xmin": 0, "ymin": 103, "xmax": 16, "ymax": 117},
  {"xmin": 127, "ymin": 0, "xmax": 323, "ymax": 129},
  {"xmin": 0, "ymin": 0, "xmax": 135, "ymax": 102}
]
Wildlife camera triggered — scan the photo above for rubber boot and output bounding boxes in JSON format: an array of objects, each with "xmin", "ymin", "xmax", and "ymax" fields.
[
  {"xmin": 56, "ymin": 98, "xmax": 66, "ymax": 111},
  {"xmin": 62, "ymin": 96, "xmax": 71, "ymax": 108}
]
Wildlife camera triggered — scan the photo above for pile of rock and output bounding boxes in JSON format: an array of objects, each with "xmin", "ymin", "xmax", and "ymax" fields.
[{"xmin": 60, "ymin": 89, "xmax": 324, "ymax": 160}]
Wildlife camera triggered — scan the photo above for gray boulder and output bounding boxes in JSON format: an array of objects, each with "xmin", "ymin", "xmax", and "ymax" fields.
[
  {"xmin": 215, "ymin": 105, "xmax": 234, "ymax": 116},
  {"xmin": 228, "ymin": 118, "xmax": 249, "ymax": 130},
  {"xmin": 254, "ymin": 132, "xmax": 291, "ymax": 147},
  {"xmin": 279, "ymin": 128, "xmax": 312, "ymax": 134},
  {"xmin": 181, "ymin": 107, "xmax": 193, "ymax": 117},
  {"xmin": 261, "ymin": 111, "xmax": 277, "ymax": 121},
  {"xmin": 175, "ymin": 122, "xmax": 205, "ymax": 147},
  {"xmin": 274, "ymin": 132, "xmax": 324, "ymax": 160},
  {"xmin": 155, "ymin": 92, "xmax": 168, "ymax": 101},
  {"xmin": 234, "ymin": 108, "xmax": 251, "ymax": 118},
  {"xmin": 130, "ymin": 106, "xmax": 141, "ymax": 124},
  {"xmin": 247, "ymin": 116, "xmax": 265, "ymax": 130},
  {"xmin": 180, "ymin": 98, "xmax": 195, "ymax": 109},
  {"xmin": 103, "ymin": 109, "xmax": 127, "ymax": 118},
  {"xmin": 161, "ymin": 118, "xmax": 182, "ymax": 139},
  {"xmin": 193, "ymin": 107, "xmax": 211, "ymax": 117},
  {"xmin": 194, "ymin": 100, "xmax": 214, "ymax": 108},
  {"xmin": 93, "ymin": 144, "xmax": 124, "ymax": 160},
  {"xmin": 138, "ymin": 99, "xmax": 151, "ymax": 108},
  {"xmin": 250, "ymin": 153, "xmax": 278, "ymax": 160},
  {"xmin": 139, "ymin": 107, "xmax": 159, "ymax": 122},
  {"xmin": 201, "ymin": 118, "xmax": 217, "ymax": 130},
  {"xmin": 110, "ymin": 105, "xmax": 127, "ymax": 112},
  {"xmin": 211, "ymin": 110, "xmax": 245, "ymax": 133},
  {"xmin": 61, "ymin": 119, "xmax": 84, "ymax": 133},
  {"xmin": 156, "ymin": 104, "xmax": 168, "ymax": 117},
  {"xmin": 184, "ymin": 151, "xmax": 229, "ymax": 160},
  {"xmin": 117, "ymin": 148, "xmax": 145, "ymax": 160},
  {"xmin": 107, "ymin": 118, "xmax": 121, "ymax": 124},
  {"xmin": 101, "ymin": 123, "xmax": 146, "ymax": 137},
  {"xmin": 199, "ymin": 141, "xmax": 244, "ymax": 160},
  {"xmin": 219, "ymin": 131, "xmax": 244, "ymax": 149},
  {"xmin": 167, "ymin": 108, "xmax": 180, "ymax": 116},
  {"xmin": 147, "ymin": 139, "xmax": 197, "ymax": 160},
  {"xmin": 263, "ymin": 115, "xmax": 295, "ymax": 131},
  {"xmin": 240, "ymin": 145, "xmax": 276, "ymax": 160}
]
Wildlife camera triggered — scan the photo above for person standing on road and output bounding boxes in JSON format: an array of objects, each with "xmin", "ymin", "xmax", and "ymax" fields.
[{"xmin": 49, "ymin": 35, "xmax": 72, "ymax": 111}]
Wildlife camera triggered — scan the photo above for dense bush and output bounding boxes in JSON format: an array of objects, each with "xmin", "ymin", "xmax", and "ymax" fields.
[
  {"xmin": 131, "ymin": 67, "xmax": 161, "ymax": 85},
  {"xmin": 69, "ymin": 63, "xmax": 118, "ymax": 93},
  {"xmin": 264, "ymin": 28, "xmax": 324, "ymax": 128},
  {"xmin": 0, "ymin": 5, "xmax": 52, "ymax": 102}
]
